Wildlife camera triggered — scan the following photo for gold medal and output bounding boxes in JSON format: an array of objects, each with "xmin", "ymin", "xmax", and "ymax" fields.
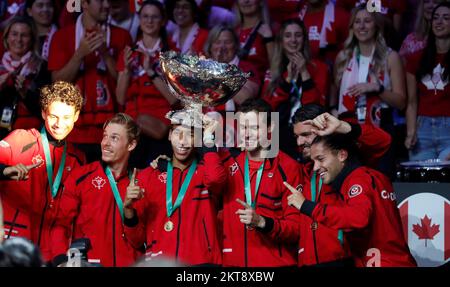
[{"xmin": 164, "ymin": 220, "xmax": 174, "ymax": 232}]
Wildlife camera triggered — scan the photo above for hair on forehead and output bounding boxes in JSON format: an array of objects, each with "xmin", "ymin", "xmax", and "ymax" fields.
[{"xmin": 103, "ymin": 113, "xmax": 141, "ymax": 143}]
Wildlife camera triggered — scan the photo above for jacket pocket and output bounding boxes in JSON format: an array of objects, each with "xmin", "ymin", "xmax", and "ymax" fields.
[{"xmin": 202, "ymin": 218, "xmax": 212, "ymax": 252}]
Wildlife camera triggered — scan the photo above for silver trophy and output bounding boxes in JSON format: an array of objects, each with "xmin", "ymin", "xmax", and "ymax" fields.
[{"xmin": 159, "ymin": 51, "xmax": 250, "ymax": 127}]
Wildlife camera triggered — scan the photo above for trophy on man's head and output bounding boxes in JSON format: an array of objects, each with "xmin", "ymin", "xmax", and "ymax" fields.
[{"xmin": 159, "ymin": 51, "xmax": 250, "ymax": 128}]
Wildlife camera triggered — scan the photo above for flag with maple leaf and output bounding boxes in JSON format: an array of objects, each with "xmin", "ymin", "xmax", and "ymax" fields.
[
  {"xmin": 412, "ymin": 215, "xmax": 440, "ymax": 247},
  {"xmin": 398, "ymin": 192, "xmax": 450, "ymax": 267}
]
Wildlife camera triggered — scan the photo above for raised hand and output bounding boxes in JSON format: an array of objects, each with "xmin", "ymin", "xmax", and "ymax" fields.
[
  {"xmin": 235, "ymin": 198, "xmax": 265, "ymax": 229},
  {"xmin": 124, "ymin": 168, "xmax": 144, "ymax": 210}
]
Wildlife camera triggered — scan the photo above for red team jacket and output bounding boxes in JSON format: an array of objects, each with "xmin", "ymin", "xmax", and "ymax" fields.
[
  {"xmin": 123, "ymin": 151, "xmax": 226, "ymax": 266},
  {"xmin": 220, "ymin": 149, "xmax": 303, "ymax": 267},
  {"xmin": 300, "ymin": 162, "xmax": 416, "ymax": 267},
  {"xmin": 51, "ymin": 161, "xmax": 141, "ymax": 267},
  {"xmin": 297, "ymin": 123, "xmax": 392, "ymax": 266},
  {"xmin": 0, "ymin": 128, "xmax": 85, "ymax": 261}
]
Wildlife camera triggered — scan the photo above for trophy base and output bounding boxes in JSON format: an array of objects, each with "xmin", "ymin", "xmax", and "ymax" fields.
[{"xmin": 166, "ymin": 102, "xmax": 204, "ymax": 128}]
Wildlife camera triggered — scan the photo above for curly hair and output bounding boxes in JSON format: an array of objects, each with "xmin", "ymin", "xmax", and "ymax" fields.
[{"xmin": 39, "ymin": 81, "xmax": 84, "ymax": 113}]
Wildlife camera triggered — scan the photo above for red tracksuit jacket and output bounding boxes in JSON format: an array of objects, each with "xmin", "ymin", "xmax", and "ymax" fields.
[
  {"xmin": 51, "ymin": 161, "xmax": 141, "ymax": 267},
  {"xmin": 300, "ymin": 162, "xmax": 417, "ymax": 267},
  {"xmin": 123, "ymin": 151, "xmax": 226, "ymax": 266},
  {"xmin": 298, "ymin": 123, "xmax": 392, "ymax": 266},
  {"xmin": 0, "ymin": 128, "xmax": 85, "ymax": 261},
  {"xmin": 220, "ymin": 149, "xmax": 303, "ymax": 267}
]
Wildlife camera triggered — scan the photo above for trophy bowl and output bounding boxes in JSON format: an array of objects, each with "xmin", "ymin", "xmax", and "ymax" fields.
[{"xmin": 159, "ymin": 51, "xmax": 250, "ymax": 108}]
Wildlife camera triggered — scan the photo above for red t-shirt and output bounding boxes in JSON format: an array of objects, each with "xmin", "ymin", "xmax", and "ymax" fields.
[
  {"xmin": 116, "ymin": 45, "xmax": 172, "ymax": 125},
  {"xmin": 48, "ymin": 24, "xmax": 132, "ymax": 144},
  {"xmin": 406, "ymin": 51, "xmax": 450, "ymax": 117},
  {"xmin": 267, "ymin": 0, "xmax": 302, "ymax": 25},
  {"xmin": 294, "ymin": 1, "xmax": 350, "ymax": 64},
  {"xmin": 237, "ymin": 26, "xmax": 270, "ymax": 82}
]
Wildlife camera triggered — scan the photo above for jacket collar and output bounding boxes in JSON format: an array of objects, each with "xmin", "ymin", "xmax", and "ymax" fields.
[
  {"xmin": 44, "ymin": 128, "xmax": 65, "ymax": 147},
  {"xmin": 331, "ymin": 158, "xmax": 362, "ymax": 192},
  {"xmin": 100, "ymin": 160, "xmax": 131, "ymax": 181}
]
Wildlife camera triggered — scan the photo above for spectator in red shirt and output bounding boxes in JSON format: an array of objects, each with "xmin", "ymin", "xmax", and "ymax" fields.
[
  {"xmin": 0, "ymin": 16, "xmax": 51, "ymax": 137},
  {"xmin": 48, "ymin": 0, "xmax": 132, "ymax": 162},
  {"xmin": 293, "ymin": 0, "xmax": 350, "ymax": 67},
  {"xmin": 203, "ymin": 25, "xmax": 260, "ymax": 113},
  {"xmin": 25, "ymin": 0, "xmax": 57, "ymax": 61},
  {"xmin": 261, "ymin": 18, "xmax": 329, "ymax": 157},
  {"xmin": 399, "ymin": 0, "xmax": 442, "ymax": 59},
  {"xmin": 405, "ymin": 2, "xmax": 450, "ymax": 160},
  {"xmin": 166, "ymin": 0, "xmax": 209, "ymax": 55},
  {"xmin": 233, "ymin": 0, "xmax": 274, "ymax": 83},
  {"xmin": 116, "ymin": 0, "xmax": 178, "ymax": 168}
]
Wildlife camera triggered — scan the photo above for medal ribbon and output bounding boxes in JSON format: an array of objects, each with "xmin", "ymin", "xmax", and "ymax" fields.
[
  {"xmin": 105, "ymin": 167, "xmax": 127, "ymax": 222},
  {"xmin": 244, "ymin": 155, "xmax": 265, "ymax": 208},
  {"xmin": 166, "ymin": 159, "xmax": 198, "ymax": 218},
  {"xmin": 40, "ymin": 126, "xmax": 67, "ymax": 198}
]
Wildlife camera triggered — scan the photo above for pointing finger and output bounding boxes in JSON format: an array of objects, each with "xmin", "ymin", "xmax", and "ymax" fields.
[
  {"xmin": 129, "ymin": 168, "xmax": 137, "ymax": 186},
  {"xmin": 236, "ymin": 198, "xmax": 251, "ymax": 209},
  {"xmin": 283, "ymin": 181, "xmax": 299, "ymax": 194}
]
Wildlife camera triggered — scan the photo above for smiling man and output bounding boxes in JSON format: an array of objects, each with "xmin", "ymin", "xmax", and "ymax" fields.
[
  {"xmin": 0, "ymin": 81, "xmax": 85, "ymax": 262},
  {"xmin": 50, "ymin": 113, "xmax": 142, "ymax": 267},
  {"xmin": 122, "ymin": 111, "xmax": 226, "ymax": 266},
  {"xmin": 286, "ymin": 133, "xmax": 417, "ymax": 267}
]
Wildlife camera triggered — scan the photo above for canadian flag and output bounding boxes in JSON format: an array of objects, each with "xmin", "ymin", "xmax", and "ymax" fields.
[{"xmin": 398, "ymin": 193, "xmax": 450, "ymax": 267}]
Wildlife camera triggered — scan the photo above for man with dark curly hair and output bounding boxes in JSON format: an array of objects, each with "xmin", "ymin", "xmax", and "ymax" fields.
[{"xmin": 0, "ymin": 81, "xmax": 85, "ymax": 263}]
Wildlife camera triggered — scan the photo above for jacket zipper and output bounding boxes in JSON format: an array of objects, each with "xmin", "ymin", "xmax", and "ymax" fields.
[
  {"xmin": 236, "ymin": 162, "xmax": 248, "ymax": 267},
  {"xmin": 174, "ymin": 169, "xmax": 184, "ymax": 260},
  {"xmin": 6, "ymin": 209, "xmax": 20, "ymax": 239},
  {"xmin": 202, "ymin": 219, "xmax": 211, "ymax": 252},
  {"xmin": 112, "ymin": 201, "xmax": 117, "ymax": 267},
  {"xmin": 312, "ymin": 229, "xmax": 320, "ymax": 264},
  {"xmin": 278, "ymin": 242, "xmax": 283, "ymax": 258}
]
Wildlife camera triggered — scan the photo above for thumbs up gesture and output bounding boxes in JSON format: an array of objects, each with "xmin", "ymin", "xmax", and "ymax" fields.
[{"xmin": 124, "ymin": 168, "xmax": 145, "ymax": 211}]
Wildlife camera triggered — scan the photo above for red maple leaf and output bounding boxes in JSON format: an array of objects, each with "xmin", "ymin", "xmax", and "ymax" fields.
[{"xmin": 412, "ymin": 215, "xmax": 440, "ymax": 247}]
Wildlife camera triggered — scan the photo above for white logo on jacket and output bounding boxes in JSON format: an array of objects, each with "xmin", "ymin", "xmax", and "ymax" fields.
[
  {"xmin": 158, "ymin": 172, "xmax": 167, "ymax": 183},
  {"xmin": 32, "ymin": 155, "xmax": 44, "ymax": 169},
  {"xmin": 348, "ymin": 184, "xmax": 363, "ymax": 198},
  {"xmin": 229, "ymin": 162, "xmax": 238, "ymax": 176},
  {"xmin": 92, "ymin": 176, "xmax": 106, "ymax": 190},
  {"xmin": 381, "ymin": 190, "xmax": 396, "ymax": 201}
]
